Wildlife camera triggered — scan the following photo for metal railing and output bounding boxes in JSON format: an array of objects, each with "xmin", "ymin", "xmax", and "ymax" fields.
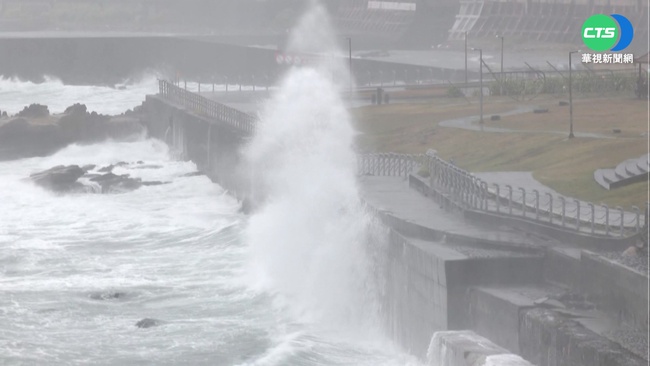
[
  {"xmin": 159, "ymin": 79, "xmax": 257, "ymax": 134},
  {"xmin": 357, "ymin": 153, "xmax": 425, "ymax": 178},
  {"xmin": 358, "ymin": 151, "xmax": 646, "ymax": 238},
  {"xmin": 157, "ymin": 79, "xmax": 646, "ymax": 239}
]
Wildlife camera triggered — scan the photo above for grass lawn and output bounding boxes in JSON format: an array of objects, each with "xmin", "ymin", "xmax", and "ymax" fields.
[
  {"xmin": 489, "ymin": 96, "xmax": 648, "ymax": 138},
  {"xmin": 351, "ymin": 93, "xmax": 649, "ymax": 208}
]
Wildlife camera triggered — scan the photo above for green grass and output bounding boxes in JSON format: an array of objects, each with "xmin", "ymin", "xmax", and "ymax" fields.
[{"xmin": 352, "ymin": 95, "xmax": 649, "ymax": 208}]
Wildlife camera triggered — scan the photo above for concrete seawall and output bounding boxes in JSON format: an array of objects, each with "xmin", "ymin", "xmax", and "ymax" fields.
[
  {"xmin": 141, "ymin": 95, "xmax": 250, "ymax": 200},
  {"xmin": 0, "ymin": 35, "xmax": 473, "ymax": 86},
  {"xmin": 141, "ymin": 95, "xmax": 648, "ymax": 366}
]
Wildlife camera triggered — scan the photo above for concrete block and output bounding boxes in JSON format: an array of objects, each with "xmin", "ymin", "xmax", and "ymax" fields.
[
  {"xmin": 520, "ymin": 308, "xmax": 647, "ymax": 366},
  {"xmin": 543, "ymin": 247, "xmax": 581, "ymax": 289},
  {"xmin": 438, "ymin": 258, "xmax": 448, "ymax": 286},
  {"xmin": 462, "ymin": 287, "xmax": 530, "ymax": 353},
  {"xmin": 579, "ymin": 251, "xmax": 648, "ymax": 332},
  {"xmin": 426, "ymin": 330, "xmax": 533, "ymax": 366}
]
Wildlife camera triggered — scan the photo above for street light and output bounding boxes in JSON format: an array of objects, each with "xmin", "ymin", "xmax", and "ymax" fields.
[
  {"xmin": 497, "ymin": 34, "xmax": 504, "ymax": 95},
  {"xmin": 464, "ymin": 31, "xmax": 468, "ymax": 85},
  {"xmin": 472, "ymin": 47, "xmax": 484, "ymax": 124},
  {"xmin": 568, "ymin": 50, "xmax": 581, "ymax": 138},
  {"xmin": 346, "ymin": 37, "xmax": 352, "ymax": 95},
  {"xmin": 497, "ymin": 35, "xmax": 504, "ymax": 76}
]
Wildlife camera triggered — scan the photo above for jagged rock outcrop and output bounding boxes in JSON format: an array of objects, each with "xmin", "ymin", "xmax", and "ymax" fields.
[
  {"xmin": 29, "ymin": 163, "xmax": 169, "ymax": 194},
  {"xmin": 16, "ymin": 104, "xmax": 49, "ymax": 118},
  {"xmin": 0, "ymin": 103, "xmax": 144, "ymax": 161},
  {"xmin": 89, "ymin": 291, "xmax": 128, "ymax": 301},
  {"xmin": 0, "ymin": 118, "xmax": 65, "ymax": 160},
  {"xmin": 135, "ymin": 318, "xmax": 163, "ymax": 329},
  {"xmin": 29, "ymin": 165, "xmax": 86, "ymax": 192}
]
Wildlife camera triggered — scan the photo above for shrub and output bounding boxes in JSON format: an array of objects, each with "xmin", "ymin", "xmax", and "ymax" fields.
[{"xmin": 447, "ymin": 86, "xmax": 464, "ymax": 98}]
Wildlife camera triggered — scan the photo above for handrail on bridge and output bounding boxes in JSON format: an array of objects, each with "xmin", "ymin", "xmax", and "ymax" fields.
[
  {"xmin": 157, "ymin": 78, "xmax": 644, "ymax": 240},
  {"xmin": 158, "ymin": 79, "xmax": 257, "ymax": 134}
]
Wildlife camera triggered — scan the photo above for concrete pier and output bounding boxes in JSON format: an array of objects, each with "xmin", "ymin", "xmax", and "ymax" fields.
[{"xmin": 140, "ymin": 86, "xmax": 648, "ymax": 366}]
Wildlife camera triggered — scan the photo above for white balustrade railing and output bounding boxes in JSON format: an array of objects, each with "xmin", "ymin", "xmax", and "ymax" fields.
[
  {"xmin": 357, "ymin": 151, "xmax": 647, "ymax": 238},
  {"xmin": 158, "ymin": 79, "xmax": 646, "ymax": 239}
]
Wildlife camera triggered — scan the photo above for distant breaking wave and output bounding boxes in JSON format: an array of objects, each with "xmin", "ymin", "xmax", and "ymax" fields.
[{"xmin": 0, "ymin": 73, "xmax": 160, "ymax": 115}]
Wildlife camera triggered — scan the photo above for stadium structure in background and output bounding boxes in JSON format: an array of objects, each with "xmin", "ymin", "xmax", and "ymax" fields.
[
  {"xmin": 330, "ymin": 0, "xmax": 648, "ymax": 51},
  {"xmin": 0, "ymin": 0, "xmax": 647, "ymax": 51}
]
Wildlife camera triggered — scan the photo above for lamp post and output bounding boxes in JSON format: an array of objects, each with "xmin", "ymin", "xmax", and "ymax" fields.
[
  {"xmin": 568, "ymin": 50, "xmax": 580, "ymax": 139},
  {"xmin": 464, "ymin": 31, "xmax": 468, "ymax": 86},
  {"xmin": 472, "ymin": 47, "xmax": 484, "ymax": 124},
  {"xmin": 347, "ymin": 37, "xmax": 352, "ymax": 95},
  {"xmin": 498, "ymin": 35, "xmax": 504, "ymax": 76},
  {"xmin": 497, "ymin": 35, "xmax": 504, "ymax": 95}
]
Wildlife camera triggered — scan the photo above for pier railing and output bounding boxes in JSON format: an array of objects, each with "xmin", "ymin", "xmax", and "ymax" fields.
[
  {"xmin": 358, "ymin": 151, "xmax": 647, "ymax": 238},
  {"xmin": 357, "ymin": 153, "xmax": 425, "ymax": 178},
  {"xmin": 157, "ymin": 79, "xmax": 645, "ymax": 239},
  {"xmin": 159, "ymin": 79, "xmax": 257, "ymax": 134}
]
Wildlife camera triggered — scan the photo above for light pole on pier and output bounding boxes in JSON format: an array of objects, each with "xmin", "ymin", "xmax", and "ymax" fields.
[
  {"xmin": 568, "ymin": 50, "xmax": 581, "ymax": 139},
  {"xmin": 497, "ymin": 34, "xmax": 504, "ymax": 95},
  {"xmin": 347, "ymin": 37, "xmax": 353, "ymax": 95},
  {"xmin": 498, "ymin": 35, "xmax": 504, "ymax": 77},
  {"xmin": 464, "ymin": 31, "xmax": 468, "ymax": 86},
  {"xmin": 472, "ymin": 47, "xmax": 484, "ymax": 124}
]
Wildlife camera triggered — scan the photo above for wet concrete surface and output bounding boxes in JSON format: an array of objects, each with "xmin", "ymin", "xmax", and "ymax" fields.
[{"xmin": 358, "ymin": 175, "xmax": 544, "ymax": 247}]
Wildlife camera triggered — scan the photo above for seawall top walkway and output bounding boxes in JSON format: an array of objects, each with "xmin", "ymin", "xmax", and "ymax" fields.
[
  {"xmin": 157, "ymin": 80, "xmax": 646, "ymax": 243},
  {"xmin": 360, "ymin": 175, "xmax": 550, "ymax": 250}
]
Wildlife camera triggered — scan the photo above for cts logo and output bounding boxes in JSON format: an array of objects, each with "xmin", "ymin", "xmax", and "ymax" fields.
[{"xmin": 582, "ymin": 14, "xmax": 634, "ymax": 52}]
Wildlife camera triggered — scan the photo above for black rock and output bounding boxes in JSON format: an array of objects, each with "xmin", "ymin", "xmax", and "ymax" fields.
[
  {"xmin": 135, "ymin": 318, "xmax": 162, "ymax": 329},
  {"xmin": 89, "ymin": 291, "xmax": 127, "ymax": 301},
  {"xmin": 98, "ymin": 165, "xmax": 114, "ymax": 173},
  {"xmin": 141, "ymin": 181, "xmax": 170, "ymax": 186},
  {"xmin": 1, "ymin": 105, "xmax": 143, "ymax": 161},
  {"xmin": 0, "ymin": 118, "xmax": 64, "ymax": 160},
  {"xmin": 30, "ymin": 165, "xmax": 85, "ymax": 192},
  {"xmin": 81, "ymin": 164, "xmax": 96, "ymax": 172},
  {"xmin": 17, "ymin": 104, "xmax": 49, "ymax": 118},
  {"xmin": 181, "ymin": 171, "xmax": 204, "ymax": 178},
  {"xmin": 90, "ymin": 172, "xmax": 142, "ymax": 193},
  {"xmin": 89, "ymin": 172, "xmax": 121, "ymax": 183},
  {"xmin": 64, "ymin": 103, "xmax": 87, "ymax": 115},
  {"xmin": 130, "ymin": 164, "xmax": 163, "ymax": 170}
]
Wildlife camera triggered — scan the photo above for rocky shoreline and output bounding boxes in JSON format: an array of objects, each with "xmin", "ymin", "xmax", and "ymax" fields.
[
  {"xmin": 0, "ymin": 103, "xmax": 144, "ymax": 161},
  {"xmin": 29, "ymin": 163, "xmax": 168, "ymax": 194},
  {"xmin": 29, "ymin": 162, "xmax": 204, "ymax": 194}
]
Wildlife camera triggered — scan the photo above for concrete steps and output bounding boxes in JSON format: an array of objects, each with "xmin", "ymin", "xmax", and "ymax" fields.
[
  {"xmin": 615, "ymin": 160, "xmax": 634, "ymax": 179},
  {"xmin": 594, "ymin": 154, "xmax": 649, "ymax": 190},
  {"xmin": 602, "ymin": 169, "xmax": 619, "ymax": 184},
  {"xmin": 637, "ymin": 154, "xmax": 649, "ymax": 173},
  {"xmin": 593, "ymin": 169, "xmax": 610, "ymax": 189},
  {"xmin": 625, "ymin": 159, "xmax": 644, "ymax": 176}
]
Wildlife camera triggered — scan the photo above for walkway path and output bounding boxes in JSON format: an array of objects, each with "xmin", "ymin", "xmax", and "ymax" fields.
[
  {"xmin": 434, "ymin": 108, "xmax": 646, "ymax": 234},
  {"xmin": 438, "ymin": 106, "xmax": 617, "ymax": 139},
  {"xmin": 359, "ymin": 175, "xmax": 552, "ymax": 247}
]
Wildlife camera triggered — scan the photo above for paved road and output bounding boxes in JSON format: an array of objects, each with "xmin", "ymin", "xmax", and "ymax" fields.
[{"xmin": 355, "ymin": 48, "xmax": 582, "ymax": 73}]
